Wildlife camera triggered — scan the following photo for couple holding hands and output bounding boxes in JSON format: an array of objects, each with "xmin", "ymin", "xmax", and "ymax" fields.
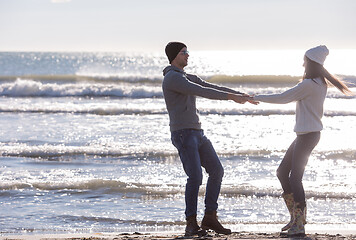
[{"xmin": 162, "ymin": 42, "xmax": 352, "ymax": 237}]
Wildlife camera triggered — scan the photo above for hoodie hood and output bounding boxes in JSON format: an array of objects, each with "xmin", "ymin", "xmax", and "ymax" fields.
[{"xmin": 163, "ymin": 65, "xmax": 185, "ymax": 76}]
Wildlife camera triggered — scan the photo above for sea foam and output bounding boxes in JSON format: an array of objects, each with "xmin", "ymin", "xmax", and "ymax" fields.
[{"xmin": 0, "ymin": 79, "xmax": 163, "ymax": 98}]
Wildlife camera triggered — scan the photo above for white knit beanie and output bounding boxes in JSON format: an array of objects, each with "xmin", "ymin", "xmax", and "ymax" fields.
[{"xmin": 305, "ymin": 45, "xmax": 329, "ymax": 65}]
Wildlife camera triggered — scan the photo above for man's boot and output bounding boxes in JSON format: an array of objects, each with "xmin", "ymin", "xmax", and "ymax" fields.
[
  {"xmin": 201, "ymin": 210, "xmax": 231, "ymax": 235},
  {"xmin": 185, "ymin": 215, "xmax": 206, "ymax": 237}
]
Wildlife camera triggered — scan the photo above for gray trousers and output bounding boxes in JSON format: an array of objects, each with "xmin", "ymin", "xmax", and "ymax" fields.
[{"xmin": 277, "ymin": 132, "xmax": 320, "ymax": 203}]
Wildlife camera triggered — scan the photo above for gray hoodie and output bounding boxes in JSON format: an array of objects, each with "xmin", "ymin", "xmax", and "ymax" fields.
[{"xmin": 162, "ymin": 65, "xmax": 242, "ymax": 132}]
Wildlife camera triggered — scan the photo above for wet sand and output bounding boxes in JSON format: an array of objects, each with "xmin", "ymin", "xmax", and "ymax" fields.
[{"xmin": 1, "ymin": 231, "xmax": 355, "ymax": 240}]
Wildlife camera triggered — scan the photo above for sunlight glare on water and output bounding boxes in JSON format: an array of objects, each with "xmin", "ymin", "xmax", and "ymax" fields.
[
  {"xmin": 325, "ymin": 49, "xmax": 356, "ymax": 76},
  {"xmin": 190, "ymin": 50, "xmax": 304, "ymax": 76},
  {"xmin": 189, "ymin": 49, "xmax": 356, "ymax": 77}
]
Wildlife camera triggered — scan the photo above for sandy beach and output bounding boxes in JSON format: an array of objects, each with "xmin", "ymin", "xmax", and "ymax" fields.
[{"xmin": 1, "ymin": 230, "xmax": 355, "ymax": 240}]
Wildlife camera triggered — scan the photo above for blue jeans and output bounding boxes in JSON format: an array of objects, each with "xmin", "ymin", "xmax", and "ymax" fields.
[
  {"xmin": 277, "ymin": 132, "xmax": 320, "ymax": 203},
  {"xmin": 171, "ymin": 129, "xmax": 224, "ymax": 218}
]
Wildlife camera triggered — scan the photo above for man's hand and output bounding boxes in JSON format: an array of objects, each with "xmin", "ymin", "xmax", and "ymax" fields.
[{"xmin": 247, "ymin": 96, "xmax": 259, "ymax": 105}]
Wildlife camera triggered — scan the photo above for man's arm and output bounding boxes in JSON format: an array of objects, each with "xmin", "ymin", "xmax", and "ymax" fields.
[
  {"xmin": 187, "ymin": 74, "xmax": 245, "ymax": 95},
  {"xmin": 164, "ymin": 73, "xmax": 229, "ymax": 100},
  {"xmin": 163, "ymin": 72, "xmax": 256, "ymax": 104}
]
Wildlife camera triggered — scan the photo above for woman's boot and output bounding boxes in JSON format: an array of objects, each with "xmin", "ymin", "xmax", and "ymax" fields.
[
  {"xmin": 287, "ymin": 202, "xmax": 306, "ymax": 237},
  {"xmin": 281, "ymin": 193, "xmax": 294, "ymax": 231}
]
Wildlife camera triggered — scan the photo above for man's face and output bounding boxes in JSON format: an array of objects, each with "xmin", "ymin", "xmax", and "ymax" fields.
[{"xmin": 172, "ymin": 47, "xmax": 189, "ymax": 68}]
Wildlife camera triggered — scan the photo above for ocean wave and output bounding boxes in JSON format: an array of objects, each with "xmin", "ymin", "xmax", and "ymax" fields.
[
  {"xmin": 3, "ymin": 73, "xmax": 354, "ymax": 86},
  {"xmin": 201, "ymin": 109, "xmax": 356, "ymax": 117},
  {"xmin": 0, "ymin": 179, "xmax": 183, "ymax": 196},
  {"xmin": 0, "ymin": 107, "xmax": 167, "ymax": 115},
  {"xmin": 0, "ymin": 179, "xmax": 152, "ymax": 192},
  {"xmin": 1, "ymin": 178, "xmax": 354, "ymax": 200},
  {"xmin": 0, "ymin": 106, "xmax": 355, "ymax": 117},
  {"xmin": 207, "ymin": 75, "xmax": 300, "ymax": 85},
  {"xmin": 0, "ymin": 79, "xmax": 163, "ymax": 98},
  {"xmin": 0, "ymin": 144, "xmax": 273, "ymax": 160},
  {"xmin": 1, "ymin": 143, "xmax": 355, "ymax": 160},
  {"xmin": 0, "ymin": 74, "xmax": 163, "ymax": 83},
  {"xmin": 208, "ymin": 74, "xmax": 356, "ymax": 86},
  {"xmin": 0, "ymin": 77, "xmax": 354, "ymax": 99},
  {"xmin": 60, "ymin": 215, "xmax": 184, "ymax": 226},
  {"xmin": 0, "ymin": 143, "xmax": 176, "ymax": 159}
]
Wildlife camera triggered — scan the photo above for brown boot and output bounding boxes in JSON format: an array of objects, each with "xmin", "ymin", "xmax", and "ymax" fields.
[
  {"xmin": 185, "ymin": 215, "xmax": 206, "ymax": 237},
  {"xmin": 201, "ymin": 211, "xmax": 231, "ymax": 235}
]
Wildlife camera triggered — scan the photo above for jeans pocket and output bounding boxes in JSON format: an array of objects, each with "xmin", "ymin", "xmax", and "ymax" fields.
[{"xmin": 171, "ymin": 130, "xmax": 186, "ymax": 150}]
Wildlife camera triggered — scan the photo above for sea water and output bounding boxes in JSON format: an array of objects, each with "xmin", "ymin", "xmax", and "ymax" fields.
[{"xmin": 0, "ymin": 51, "xmax": 355, "ymax": 235}]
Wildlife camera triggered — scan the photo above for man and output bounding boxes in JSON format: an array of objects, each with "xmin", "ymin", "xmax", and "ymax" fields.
[{"xmin": 162, "ymin": 42, "xmax": 256, "ymax": 236}]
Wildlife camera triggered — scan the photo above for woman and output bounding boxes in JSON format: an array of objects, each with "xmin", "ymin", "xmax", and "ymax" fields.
[{"xmin": 253, "ymin": 45, "xmax": 352, "ymax": 237}]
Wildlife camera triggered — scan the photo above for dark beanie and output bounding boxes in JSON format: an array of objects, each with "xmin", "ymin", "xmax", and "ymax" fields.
[{"xmin": 165, "ymin": 42, "xmax": 187, "ymax": 63}]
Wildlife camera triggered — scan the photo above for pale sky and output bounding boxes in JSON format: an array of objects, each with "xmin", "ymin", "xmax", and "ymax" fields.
[{"xmin": 1, "ymin": 0, "xmax": 356, "ymax": 52}]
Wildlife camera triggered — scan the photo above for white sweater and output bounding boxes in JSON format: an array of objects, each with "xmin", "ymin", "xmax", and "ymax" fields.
[{"xmin": 254, "ymin": 78, "xmax": 327, "ymax": 134}]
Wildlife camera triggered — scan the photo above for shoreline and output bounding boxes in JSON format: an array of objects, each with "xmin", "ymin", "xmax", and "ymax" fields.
[
  {"xmin": 0, "ymin": 224, "xmax": 356, "ymax": 240},
  {"xmin": 1, "ymin": 231, "xmax": 355, "ymax": 240}
]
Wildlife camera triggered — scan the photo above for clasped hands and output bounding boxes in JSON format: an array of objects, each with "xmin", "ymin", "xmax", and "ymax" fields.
[{"xmin": 228, "ymin": 93, "xmax": 259, "ymax": 105}]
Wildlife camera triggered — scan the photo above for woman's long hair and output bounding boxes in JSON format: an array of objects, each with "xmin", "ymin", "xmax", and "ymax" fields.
[{"xmin": 303, "ymin": 56, "xmax": 353, "ymax": 96}]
